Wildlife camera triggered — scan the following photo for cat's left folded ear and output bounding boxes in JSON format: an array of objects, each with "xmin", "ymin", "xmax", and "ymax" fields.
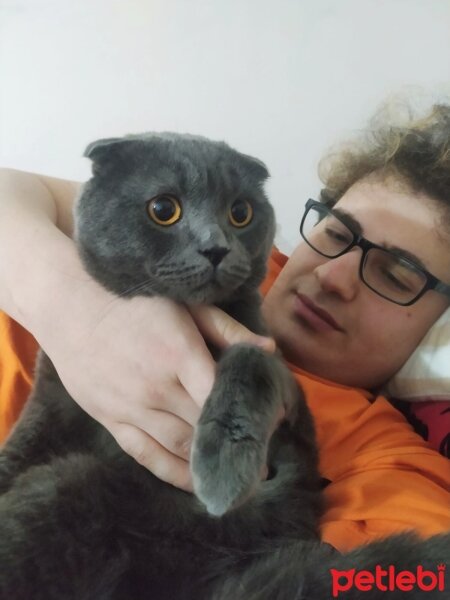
[
  {"xmin": 84, "ymin": 137, "xmax": 123, "ymax": 159},
  {"xmin": 237, "ymin": 153, "xmax": 270, "ymax": 181},
  {"xmin": 83, "ymin": 137, "xmax": 133, "ymax": 175}
]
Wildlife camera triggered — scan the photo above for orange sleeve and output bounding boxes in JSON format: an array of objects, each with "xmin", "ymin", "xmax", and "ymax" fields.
[
  {"xmin": 320, "ymin": 447, "xmax": 450, "ymax": 552},
  {"xmin": 294, "ymin": 369, "xmax": 450, "ymax": 552},
  {"xmin": 0, "ymin": 311, "xmax": 39, "ymax": 443}
]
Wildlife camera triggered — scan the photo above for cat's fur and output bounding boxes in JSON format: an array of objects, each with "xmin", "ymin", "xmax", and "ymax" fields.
[
  {"xmin": 212, "ymin": 532, "xmax": 450, "ymax": 599},
  {"xmin": 0, "ymin": 133, "xmax": 323, "ymax": 599},
  {"xmin": 0, "ymin": 133, "xmax": 448, "ymax": 600}
]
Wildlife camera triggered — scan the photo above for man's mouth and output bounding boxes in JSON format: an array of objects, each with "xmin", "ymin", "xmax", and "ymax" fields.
[{"xmin": 293, "ymin": 293, "xmax": 343, "ymax": 332}]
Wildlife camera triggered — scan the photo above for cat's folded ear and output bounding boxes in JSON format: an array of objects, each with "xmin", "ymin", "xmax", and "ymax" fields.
[
  {"xmin": 83, "ymin": 137, "xmax": 129, "ymax": 174},
  {"xmin": 238, "ymin": 153, "xmax": 270, "ymax": 181},
  {"xmin": 83, "ymin": 137, "xmax": 124, "ymax": 159}
]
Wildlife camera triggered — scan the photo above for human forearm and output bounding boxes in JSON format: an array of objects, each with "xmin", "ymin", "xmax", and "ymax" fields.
[{"xmin": 0, "ymin": 168, "xmax": 81, "ymax": 331}]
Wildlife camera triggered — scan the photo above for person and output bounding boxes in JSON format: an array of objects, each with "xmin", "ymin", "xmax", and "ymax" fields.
[{"xmin": 0, "ymin": 102, "xmax": 449, "ymax": 553}]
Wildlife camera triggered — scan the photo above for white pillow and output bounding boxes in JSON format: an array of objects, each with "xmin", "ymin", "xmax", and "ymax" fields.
[{"xmin": 385, "ymin": 308, "xmax": 450, "ymax": 402}]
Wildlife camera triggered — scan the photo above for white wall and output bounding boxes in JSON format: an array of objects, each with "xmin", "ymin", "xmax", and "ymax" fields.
[{"xmin": 1, "ymin": 0, "xmax": 449, "ymax": 252}]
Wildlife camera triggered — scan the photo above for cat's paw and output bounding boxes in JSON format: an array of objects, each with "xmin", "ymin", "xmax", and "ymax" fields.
[{"xmin": 191, "ymin": 418, "xmax": 267, "ymax": 517}]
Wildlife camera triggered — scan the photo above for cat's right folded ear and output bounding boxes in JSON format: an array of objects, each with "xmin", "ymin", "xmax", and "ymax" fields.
[
  {"xmin": 84, "ymin": 137, "xmax": 123, "ymax": 158},
  {"xmin": 83, "ymin": 137, "xmax": 126, "ymax": 174}
]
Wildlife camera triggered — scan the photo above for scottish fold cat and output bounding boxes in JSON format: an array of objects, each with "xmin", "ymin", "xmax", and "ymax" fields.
[{"xmin": 0, "ymin": 133, "xmax": 322, "ymax": 599}]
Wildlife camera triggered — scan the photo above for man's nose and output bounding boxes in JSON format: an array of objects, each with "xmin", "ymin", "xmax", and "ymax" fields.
[{"xmin": 314, "ymin": 248, "xmax": 361, "ymax": 301}]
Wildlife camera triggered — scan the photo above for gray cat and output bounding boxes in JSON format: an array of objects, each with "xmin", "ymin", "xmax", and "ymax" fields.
[
  {"xmin": 0, "ymin": 134, "xmax": 448, "ymax": 600},
  {"xmin": 0, "ymin": 133, "xmax": 323, "ymax": 599}
]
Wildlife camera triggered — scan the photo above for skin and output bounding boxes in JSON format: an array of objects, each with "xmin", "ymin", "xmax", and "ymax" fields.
[{"xmin": 263, "ymin": 175, "xmax": 450, "ymax": 389}]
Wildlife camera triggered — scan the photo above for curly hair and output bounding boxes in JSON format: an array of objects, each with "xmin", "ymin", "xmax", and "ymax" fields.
[{"xmin": 318, "ymin": 103, "xmax": 450, "ymax": 212}]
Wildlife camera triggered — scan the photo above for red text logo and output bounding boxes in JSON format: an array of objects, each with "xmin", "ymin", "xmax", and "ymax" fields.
[{"xmin": 330, "ymin": 564, "xmax": 446, "ymax": 597}]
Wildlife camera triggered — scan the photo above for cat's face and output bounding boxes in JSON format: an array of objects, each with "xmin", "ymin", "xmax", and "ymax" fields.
[{"xmin": 75, "ymin": 133, "xmax": 275, "ymax": 304}]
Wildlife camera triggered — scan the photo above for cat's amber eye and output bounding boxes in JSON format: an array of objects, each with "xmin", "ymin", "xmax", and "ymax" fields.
[
  {"xmin": 229, "ymin": 199, "xmax": 253, "ymax": 228},
  {"xmin": 147, "ymin": 195, "xmax": 182, "ymax": 226}
]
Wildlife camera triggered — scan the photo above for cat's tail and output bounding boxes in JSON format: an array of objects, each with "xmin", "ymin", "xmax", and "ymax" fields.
[{"xmin": 212, "ymin": 532, "xmax": 450, "ymax": 600}]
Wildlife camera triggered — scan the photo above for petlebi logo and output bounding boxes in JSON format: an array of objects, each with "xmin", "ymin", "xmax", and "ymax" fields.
[{"xmin": 330, "ymin": 563, "xmax": 446, "ymax": 597}]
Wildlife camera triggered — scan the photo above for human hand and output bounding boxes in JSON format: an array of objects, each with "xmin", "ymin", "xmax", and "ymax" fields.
[{"xmin": 31, "ymin": 248, "xmax": 274, "ymax": 491}]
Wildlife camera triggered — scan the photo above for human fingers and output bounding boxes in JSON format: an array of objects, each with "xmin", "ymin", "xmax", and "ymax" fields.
[
  {"xmin": 174, "ymin": 329, "xmax": 217, "ymax": 409},
  {"xmin": 189, "ymin": 305, "xmax": 276, "ymax": 352},
  {"xmin": 131, "ymin": 409, "xmax": 194, "ymax": 461},
  {"xmin": 109, "ymin": 422, "xmax": 193, "ymax": 492},
  {"xmin": 141, "ymin": 383, "xmax": 201, "ymax": 428}
]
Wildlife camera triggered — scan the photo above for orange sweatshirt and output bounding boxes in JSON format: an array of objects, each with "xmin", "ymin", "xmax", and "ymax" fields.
[{"xmin": 1, "ymin": 248, "xmax": 449, "ymax": 552}]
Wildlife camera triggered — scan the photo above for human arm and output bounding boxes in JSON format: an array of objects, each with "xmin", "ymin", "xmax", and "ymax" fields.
[{"xmin": 0, "ymin": 168, "xmax": 274, "ymax": 490}]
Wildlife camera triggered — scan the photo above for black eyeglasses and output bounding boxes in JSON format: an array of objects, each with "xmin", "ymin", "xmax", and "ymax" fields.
[{"xmin": 300, "ymin": 199, "xmax": 450, "ymax": 306}]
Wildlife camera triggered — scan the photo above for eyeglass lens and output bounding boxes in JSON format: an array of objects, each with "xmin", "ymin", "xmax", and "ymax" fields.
[{"xmin": 301, "ymin": 204, "xmax": 427, "ymax": 304}]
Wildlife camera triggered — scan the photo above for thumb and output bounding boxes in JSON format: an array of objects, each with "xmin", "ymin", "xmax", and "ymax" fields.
[{"xmin": 189, "ymin": 305, "xmax": 276, "ymax": 352}]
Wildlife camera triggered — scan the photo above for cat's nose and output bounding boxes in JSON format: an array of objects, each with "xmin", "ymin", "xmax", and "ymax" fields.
[{"xmin": 199, "ymin": 246, "xmax": 230, "ymax": 267}]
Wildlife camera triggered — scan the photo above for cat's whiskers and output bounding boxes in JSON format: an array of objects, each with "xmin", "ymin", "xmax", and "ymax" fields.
[
  {"xmin": 218, "ymin": 263, "xmax": 251, "ymax": 284},
  {"xmin": 154, "ymin": 266, "xmax": 203, "ymax": 277},
  {"xmin": 223, "ymin": 264, "xmax": 250, "ymax": 276},
  {"xmin": 155, "ymin": 264, "xmax": 199, "ymax": 276},
  {"xmin": 83, "ymin": 277, "xmax": 157, "ymax": 337},
  {"xmin": 118, "ymin": 277, "xmax": 155, "ymax": 299}
]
